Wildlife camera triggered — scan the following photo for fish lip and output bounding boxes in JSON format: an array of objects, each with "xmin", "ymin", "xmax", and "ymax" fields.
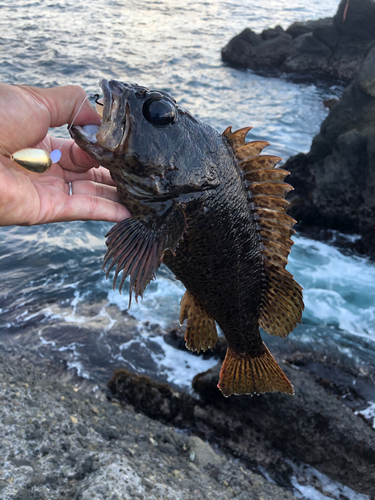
[
  {"xmin": 71, "ymin": 79, "xmax": 130, "ymax": 154},
  {"xmin": 99, "ymin": 78, "xmax": 112, "ymax": 124},
  {"xmin": 97, "ymin": 78, "xmax": 130, "ymax": 153}
]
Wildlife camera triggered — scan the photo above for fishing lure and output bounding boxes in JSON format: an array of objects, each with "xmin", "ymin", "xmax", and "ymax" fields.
[{"xmin": 8, "ymin": 94, "xmax": 103, "ymax": 174}]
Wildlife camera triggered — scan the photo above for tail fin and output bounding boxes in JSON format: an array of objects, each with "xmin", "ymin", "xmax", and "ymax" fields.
[{"xmin": 217, "ymin": 343, "xmax": 294, "ymax": 397}]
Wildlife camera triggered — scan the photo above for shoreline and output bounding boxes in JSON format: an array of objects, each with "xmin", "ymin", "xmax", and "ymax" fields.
[
  {"xmin": 0, "ymin": 352, "xmax": 296, "ymax": 500},
  {"xmin": 1, "ymin": 327, "xmax": 374, "ymax": 499}
]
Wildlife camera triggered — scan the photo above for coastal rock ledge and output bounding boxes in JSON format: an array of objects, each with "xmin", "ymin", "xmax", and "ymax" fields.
[
  {"xmin": 221, "ymin": 0, "xmax": 375, "ymax": 83},
  {"xmin": 285, "ymin": 41, "xmax": 375, "ymax": 258}
]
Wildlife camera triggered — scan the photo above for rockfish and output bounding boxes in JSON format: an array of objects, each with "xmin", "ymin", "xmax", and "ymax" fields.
[{"xmin": 71, "ymin": 79, "xmax": 304, "ymax": 397}]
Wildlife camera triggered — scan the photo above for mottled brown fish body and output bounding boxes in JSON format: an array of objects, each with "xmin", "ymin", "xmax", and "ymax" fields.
[
  {"xmin": 70, "ymin": 79, "xmax": 304, "ymax": 397},
  {"xmin": 163, "ymin": 157, "xmax": 265, "ymax": 356}
]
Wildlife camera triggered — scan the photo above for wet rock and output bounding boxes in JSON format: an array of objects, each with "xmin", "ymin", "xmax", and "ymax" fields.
[
  {"xmin": 285, "ymin": 48, "xmax": 375, "ymax": 259},
  {"xmin": 222, "ymin": 30, "xmax": 295, "ymax": 70},
  {"xmin": 222, "ymin": 0, "xmax": 375, "ymax": 83},
  {"xmin": 313, "ymin": 24, "xmax": 339, "ymax": 50},
  {"xmin": 108, "ymin": 353, "xmax": 375, "ymax": 497},
  {"xmin": 358, "ymin": 43, "xmax": 375, "ymax": 96},
  {"xmin": 1, "ymin": 353, "xmax": 293, "ymax": 500},
  {"xmin": 107, "ymin": 368, "xmax": 196, "ymax": 427},
  {"xmin": 285, "ymin": 18, "xmax": 333, "ymax": 38},
  {"xmin": 294, "ymin": 32, "xmax": 332, "ymax": 57}
]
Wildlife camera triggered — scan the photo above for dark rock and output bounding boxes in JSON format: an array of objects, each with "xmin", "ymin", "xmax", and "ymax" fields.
[
  {"xmin": 108, "ymin": 357, "xmax": 375, "ymax": 497},
  {"xmin": 295, "ymin": 32, "xmax": 332, "ymax": 57},
  {"xmin": 44, "ymin": 474, "xmax": 58, "ymax": 488},
  {"xmin": 285, "ymin": 18, "xmax": 333, "ymax": 38},
  {"xmin": 107, "ymin": 369, "xmax": 196, "ymax": 427},
  {"xmin": 261, "ymin": 25, "xmax": 285, "ymax": 40},
  {"xmin": 328, "ymin": 35, "xmax": 375, "ymax": 82},
  {"xmin": 25, "ymin": 425, "xmax": 43, "ymax": 441},
  {"xmin": 14, "ymin": 488, "xmax": 38, "ymax": 500},
  {"xmin": 222, "ymin": 32, "xmax": 295, "ymax": 70},
  {"xmin": 358, "ymin": 43, "xmax": 375, "ymax": 96},
  {"xmin": 313, "ymin": 25, "xmax": 339, "ymax": 49},
  {"xmin": 333, "ymin": 0, "xmax": 375, "ymax": 40},
  {"xmin": 222, "ymin": 1, "xmax": 375, "ymax": 83},
  {"xmin": 76, "ymin": 423, "xmax": 88, "ymax": 437},
  {"xmin": 95, "ymin": 423, "xmax": 120, "ymax": 441},
  {"xmin": 286, "ymin": 54, "xmax": 375, "ymax": 258},
  {"xmin": 237, "ymin": 27, "xmax": 263, "ymax": 47}
]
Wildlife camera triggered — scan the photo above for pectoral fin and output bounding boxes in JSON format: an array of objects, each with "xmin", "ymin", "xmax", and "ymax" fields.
[
  {"xmin": 103, "ymin": 204, "xmax": 187, "ymax": 306},
  {"xmin": 180, "ymin": 290, "xmax": 218, "ymax": 352}
]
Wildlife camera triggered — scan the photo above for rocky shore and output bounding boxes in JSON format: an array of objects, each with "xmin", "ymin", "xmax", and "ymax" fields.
[
  {"xmin": 221, "ymin": 0, "xmax": 375, "ymax": 84},
  {"xmin": 285, "ymin": 40, "xmax": 375, "ymax": 258},
  {"xmin": 2, "ymin": 322, "xmax": 374, "ymax": 500},
  {"xmin": 0, "ymin": 353, "xmax": 295, "ymax": 500},
  {"xmin": 109, "ymin": 327, "xmax": 375, "ymax": 498}
]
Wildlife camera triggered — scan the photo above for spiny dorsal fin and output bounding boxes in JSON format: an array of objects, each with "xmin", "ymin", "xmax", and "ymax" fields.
[
  {"xmin": 227, "ymin": 127, "xmax": 253, "ymax": 150},
  {"xmin": 223, "ymin": 126, "xmax": 304, "ymax": 338},
  {"xmin": 236, "ymin": 141, "xmax": 271, "ymax": 160}
]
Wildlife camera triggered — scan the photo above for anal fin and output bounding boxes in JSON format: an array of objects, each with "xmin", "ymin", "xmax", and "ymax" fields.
[
  {"xmin": 217, "ymin": 343, "xmax": 294, "ymax": 397},
  {"xmin": 180, "ymin": 290, "xmax": 218, "ymax": 352}
]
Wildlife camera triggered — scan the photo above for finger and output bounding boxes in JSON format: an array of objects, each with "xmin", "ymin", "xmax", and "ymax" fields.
[
  {"xmin": 54, "ymin": 194, "xmax": 131, "ymax": 223},
  {"xmin": 63, "ymin": 166, "xmax": 116, "ymax": 187},
  {"xmin": 50, "ymin": 137, "xmax": 100, "ymax": 172},
  {"xmin": 0, "ymin": 84, "xmax": 101, "ymax": 154},
  {"xmin": 71, "ymin": 180, "xmax": 121, "ymax": 203},
  {"xmin": 22, "ymin": 84, "xmax": 101, "ymax": 128}
]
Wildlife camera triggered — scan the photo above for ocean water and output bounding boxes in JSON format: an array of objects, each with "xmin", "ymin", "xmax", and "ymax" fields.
[{"xmin": 0, "ymin": 1, "xmax": 374, "ymax": 499}]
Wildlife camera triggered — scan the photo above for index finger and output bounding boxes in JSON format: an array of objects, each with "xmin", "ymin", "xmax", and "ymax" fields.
[
  {"xmin": 23, "ymin": 84, "xmax": 101, "ymax": 129},
  {"xmin": 50, "ymin": 137, "xmax": 100, "ymax": 172},
  {"xmin": 0, "ymin": 83, "xmax": 101, "ymax": 154}
]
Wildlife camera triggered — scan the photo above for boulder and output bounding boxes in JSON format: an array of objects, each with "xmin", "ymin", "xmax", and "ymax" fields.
[
  {"xmin": 285, "ymin": 44, "xmax": 375, "ymax": 258},
  {"xmin": 222, "ymin": 0, "xmax": 375, "ymax": 83},
  {"xmin": 222, "ymin": 30, "xmax": 295, "ymax": 69}
]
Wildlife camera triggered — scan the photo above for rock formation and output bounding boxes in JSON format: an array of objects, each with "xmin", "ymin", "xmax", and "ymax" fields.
[
  {"xmin": 285, "ymin": 43, "xmax": 375, "ymax": 258},
  {"xmin": 222, "ymin": 0, "xmax": 375, "ymax": 83}
]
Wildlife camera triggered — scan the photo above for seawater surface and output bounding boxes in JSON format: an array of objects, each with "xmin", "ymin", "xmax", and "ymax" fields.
[{"xmin": 0, "ymin": 1, "xmax": 374, "ymax": 499}]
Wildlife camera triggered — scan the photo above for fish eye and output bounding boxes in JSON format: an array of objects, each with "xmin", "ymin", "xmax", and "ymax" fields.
[{"xmin": 142, "ymin": 98, "xmax": 177, "ymax": 127}]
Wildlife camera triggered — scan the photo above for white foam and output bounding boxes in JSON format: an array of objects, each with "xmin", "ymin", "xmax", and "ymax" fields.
[
  {"xmin": 355, "ymin": 402, "xmax": 375, "ymax": 429},
  {"xmin": 290, "ymin": 462, "xmax": 370, "ymax": 500},
  {"xmin": 289, "ymin": 236, "xmax": 375, "ymax": 337},
  {"xmin": 106, "ymin": 275, "xmax": 185, "ymax": 329},
  {"xmin": 138, "ymin": 325, "xmax": 219, "ymax": 388},
  {"xmin": 66, "ymin": 360, "xmax": 91, "ymax": 379}
]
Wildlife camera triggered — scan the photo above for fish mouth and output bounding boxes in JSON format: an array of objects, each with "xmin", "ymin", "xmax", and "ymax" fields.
[{"xmin": 71, "ymin": 79, "xmax": 131, "ymax": 159}]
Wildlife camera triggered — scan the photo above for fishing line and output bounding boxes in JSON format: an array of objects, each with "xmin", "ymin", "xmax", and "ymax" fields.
[{"xmin": 1, "ymin": 93, "xmax": 101, "ymax": 174}]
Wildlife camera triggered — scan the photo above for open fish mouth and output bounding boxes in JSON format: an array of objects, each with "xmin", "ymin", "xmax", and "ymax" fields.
[
  {"xmin": 73, "ymin": 123, "xmax": 100, "ymax": 144},
  {"xmin": 71, "ymin": 79, "xmax": 130, "ymax": 154}
]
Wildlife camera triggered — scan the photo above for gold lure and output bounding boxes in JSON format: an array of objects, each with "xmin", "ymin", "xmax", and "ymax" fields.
[
  {"xmin": 10, "ymin": 148, "xmax": 52, "ymax": 173},
  {"xmin": 7, "ymin": 93, "xmax": 101, "ymax": 174}
]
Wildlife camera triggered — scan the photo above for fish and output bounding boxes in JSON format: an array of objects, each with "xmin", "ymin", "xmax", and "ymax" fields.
[{"xmin": 70, "ymin": 79, "xmax": 304, "ymax": 397}]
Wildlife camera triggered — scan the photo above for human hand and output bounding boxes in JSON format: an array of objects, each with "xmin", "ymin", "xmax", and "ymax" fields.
[{"xmin": 0, "ymin": 83, "xmax": 130, "ymax": 226}]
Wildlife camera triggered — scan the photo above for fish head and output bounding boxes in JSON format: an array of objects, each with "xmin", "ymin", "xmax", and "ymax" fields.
[{"xmin": 70, "ymin": 79, "xmax": 221, "ymax": 206}]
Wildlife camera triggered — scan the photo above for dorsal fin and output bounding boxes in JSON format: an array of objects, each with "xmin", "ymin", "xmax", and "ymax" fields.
[
  {"xmin": 223, "ymin": 126, "xmax": 304, "ymax": 338},
  {"xmin": 227, "ymin": 127, "xmax": 253, "ymax": 150},
  {"xmin": 236, "ymin": 141, "xmax": 271, "ymax": 160}
]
